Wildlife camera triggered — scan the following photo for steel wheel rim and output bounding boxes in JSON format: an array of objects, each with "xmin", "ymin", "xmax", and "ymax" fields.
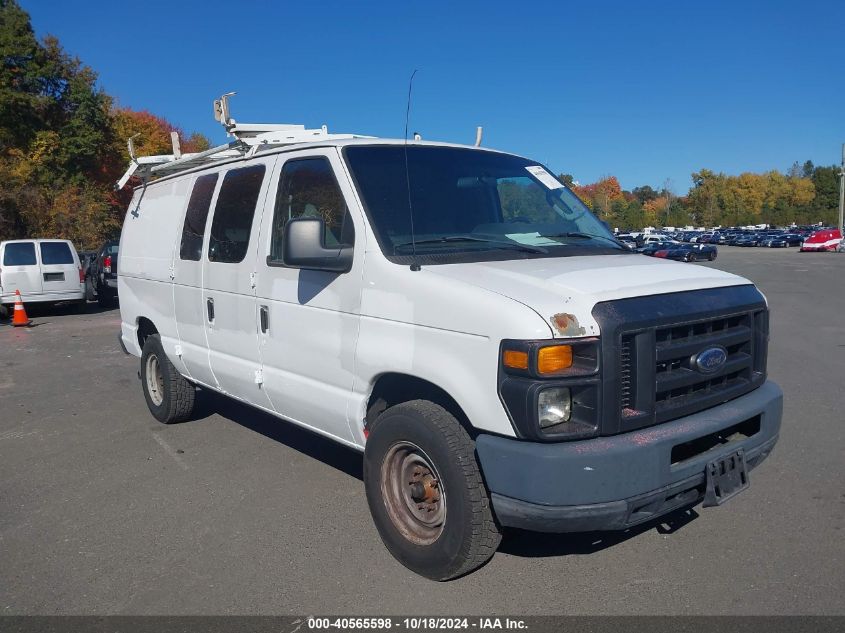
[
  {"xmin": 380, "ymin": 441, "xmax": 446, "ymax": 545},
  {"xmin": 145, "ymin": 353, "xmax": 164, "ymax": 407}
]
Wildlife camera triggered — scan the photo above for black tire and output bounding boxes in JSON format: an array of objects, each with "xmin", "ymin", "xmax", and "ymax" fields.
[
  {"xmin": 85, "ymin": 278, "xmax": 95, "ymax": 302},
  {"xmin": 364, "ymin": 400, "xmax": 501, "ymax": 581},
  {"xmin": 97, "ymin": 285, "xmax": 112, "ymax": 307},
  {"xmin": 0, "ymin": 304, "xmax": 8, "ymax": 320},
  {"xmin": 140, "ymin": 334, "xmax": 195, "ymax": 424},
  {"xmin": 688, "ymin": 252, "xmax": 698, "ymax": 262},
  {"xmin": 709, "ymin": 251, "xmax": 716, "ymax": 261}
]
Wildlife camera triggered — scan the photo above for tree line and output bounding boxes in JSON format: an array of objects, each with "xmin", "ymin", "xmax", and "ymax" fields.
[
  {"xmin": 563, "ymin": 160, "xmax": 840, "ymax": 230},
  {"xmin": 0, "ymin": 0, "xmax": 209, "ymax": 248}
]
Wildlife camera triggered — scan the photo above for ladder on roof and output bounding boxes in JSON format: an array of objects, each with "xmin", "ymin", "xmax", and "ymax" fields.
[{"xmin": 115, "ymin": 92, "xmax": 373, "ymax": 189}]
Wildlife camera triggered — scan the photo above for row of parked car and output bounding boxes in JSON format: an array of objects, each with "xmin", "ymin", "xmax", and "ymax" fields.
[
  {"xmin": 0, "ymin": 238, "xmax": 118, "ymax": 319},
  {"xmin": 617, "ymin": 227, "xmax": 844, "ymax": 254},
  {"xmin": 672, "ymin": 227, "xmax": 842, "ymax": 251}
]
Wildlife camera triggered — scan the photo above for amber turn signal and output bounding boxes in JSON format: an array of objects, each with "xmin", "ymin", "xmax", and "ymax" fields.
[
  {"xmin": 537, "ymin": 345, "xmax": 573, "ymax": 374},
  {"xmin": 502, "ymin": 349, "xmax": 529, "ymax": 370}
]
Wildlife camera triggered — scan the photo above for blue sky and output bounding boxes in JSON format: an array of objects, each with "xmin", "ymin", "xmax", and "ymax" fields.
[{"xmin": 24, "ymin": 0, "xmax": 845, "ymax": 192}]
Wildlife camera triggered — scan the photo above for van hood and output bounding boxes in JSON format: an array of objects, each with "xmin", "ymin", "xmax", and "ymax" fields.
[{"xmin": 426, "ymin": 254, "xmax": 751, "ymax": 337}]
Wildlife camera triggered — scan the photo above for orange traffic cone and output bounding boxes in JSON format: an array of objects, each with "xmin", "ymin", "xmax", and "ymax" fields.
[{"xmin": 12, "ymin": 289, "xmax": 31, "ymax": 327}]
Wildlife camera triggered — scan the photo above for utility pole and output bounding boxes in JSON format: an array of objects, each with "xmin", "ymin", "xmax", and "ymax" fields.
[{"xmin": 839, "ymin": 143, "xmax": 844, "ymax": 236}]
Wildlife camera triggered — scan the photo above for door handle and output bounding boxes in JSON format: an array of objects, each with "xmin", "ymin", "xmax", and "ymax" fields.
[
  {"xmin": 206, "ymin": 297, "xmax": 215, "ymax": 323},
  {"xmin": 259, "ymin": 305, "xmax": 269, "ymax": 333}
]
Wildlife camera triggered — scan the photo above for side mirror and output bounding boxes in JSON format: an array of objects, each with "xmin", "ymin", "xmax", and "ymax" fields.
[{"xmin": 282, "ymin": 217, "xmax": 353, "ymax": 273}]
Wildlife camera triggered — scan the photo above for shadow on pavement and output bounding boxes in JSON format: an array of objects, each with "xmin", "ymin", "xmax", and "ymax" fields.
[
  {"xmin": 499, "ymin": 505, "xmax": 700, "ymax": 558},
  {"xmin": 23, "ymin": 300, "xmax": 119, "ymax": 317},
  {"xmin": 193, "ymin": 389, "xmax": 364, "ymax": 482}
]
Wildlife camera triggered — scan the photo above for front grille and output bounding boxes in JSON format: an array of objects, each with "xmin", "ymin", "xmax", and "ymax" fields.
[
  {"xmin": 619, "ymin": 336, "xmax": 634, "ymax": 412},
  {"xmin": 653, "ymin": 313, "xmax": 755, "ymax": 420},
  {"xmin": 617, "ymin": 309, "xmax": 767, "ymax": 430},
  {"xmin": 591, "ymin": 286, "xmax": 769, "ymax": 435}
]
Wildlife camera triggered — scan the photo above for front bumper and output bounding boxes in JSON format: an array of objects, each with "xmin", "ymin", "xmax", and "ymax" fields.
[
  {"xmin": 1, "ymin": 289, "xmax": 84, "ymax": 304},
  {"xmin": 476, "ymin": 380, "xmax": 782, "ymax": 533}
]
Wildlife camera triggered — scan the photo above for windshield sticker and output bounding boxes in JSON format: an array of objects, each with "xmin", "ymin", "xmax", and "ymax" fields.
[
  {"xmin": 525, "ymin": 166, "xmax": 563, "ymax": 190},
  {"xmin": 505, "ymin": 232, "xmax": 564, "ymax": 246}
]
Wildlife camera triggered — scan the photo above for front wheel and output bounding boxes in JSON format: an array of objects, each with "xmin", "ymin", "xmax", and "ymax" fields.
[
  {"xmin": 364, "ymin": 400, "xmax": 501, "ymax": 580},
  {"xmin": 140, "ymin": 334, "xmax": 196, "ymax": 424}
]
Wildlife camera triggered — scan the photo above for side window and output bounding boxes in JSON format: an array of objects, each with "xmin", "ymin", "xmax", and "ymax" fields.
[
  {"xmin": 40, "ymin": 242, "xmax": 74, "ymax": 265},
  {"xmin": 208, "ymin": 165, "xmax": 265, "ymax": 263},
  {"xmin": 268, "ymin": 157, "xmax": 354, "ymax": 263},
  {"xmin": 179, "ymin": 173, "xmax": 218, "ymax": 261},
  {"xmin": 3, "ymin": 242, "xmax": 37, "ymax": 266}
]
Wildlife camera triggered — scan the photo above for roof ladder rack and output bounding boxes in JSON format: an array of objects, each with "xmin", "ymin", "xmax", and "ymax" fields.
[{"xmin": 116, "ymin": 92, "xmax": 373, "ymax": 189}]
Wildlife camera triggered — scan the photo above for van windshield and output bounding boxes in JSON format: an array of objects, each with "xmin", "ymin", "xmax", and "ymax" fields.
[{"xmin": 344, "ymin": 146, "xmax": 623, "ymax": 264}]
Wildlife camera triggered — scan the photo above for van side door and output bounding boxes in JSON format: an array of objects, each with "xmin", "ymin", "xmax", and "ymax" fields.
[
  {"xmin": 202, "ymin": 158, "xmax": 276, "ymax": 405},
  {"xmin": 1, "ymin": 241, "xmax": 42, "ymax": 302},
  {"xmin": 253, "ymin": 150, "xmax": 361, "ymax": 443},
  {"xmin": 173, "ymin": 173, "xmax": 220, "ymax": 388}
]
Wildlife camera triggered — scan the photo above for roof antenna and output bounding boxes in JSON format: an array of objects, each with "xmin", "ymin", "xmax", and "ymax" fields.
[{"xmin": 404, "ymin": 69, "xmax": 421, "ymax": 271}]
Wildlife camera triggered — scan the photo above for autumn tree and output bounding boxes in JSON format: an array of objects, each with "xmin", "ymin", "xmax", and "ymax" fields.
[{"xmin": 0, "ymin": 0, "xmax": 210, "ymax": 246}]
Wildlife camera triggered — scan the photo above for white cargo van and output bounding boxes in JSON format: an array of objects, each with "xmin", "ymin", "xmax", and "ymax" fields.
[
  {"xmin": 118, "ymin": 100, "xmax": 782, "ymax": 580},
  {"xmin": 0, "ymin": 239, "xmax": 85, "ymax": 316}
]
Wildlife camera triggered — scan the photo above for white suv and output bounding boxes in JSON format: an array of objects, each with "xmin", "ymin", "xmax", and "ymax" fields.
[{"xmin": 119, "ymin": 139, "xmax": 782, "ymax": 579}]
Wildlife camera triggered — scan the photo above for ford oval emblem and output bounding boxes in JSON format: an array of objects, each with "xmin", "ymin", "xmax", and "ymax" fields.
[{"xmin": 693, "ymin": 346, "xmax": 728, "ymax": 374}]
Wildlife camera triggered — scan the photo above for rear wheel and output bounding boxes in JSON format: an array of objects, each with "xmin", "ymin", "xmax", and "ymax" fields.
[
  {"xmin": 140, "ymin": 334, "xmax": 195, "ymax": 424},
  {"xmin": 708, "ymin": 251, "xmax": 716, "ymax": 261},
  {"xmin": 97, "ymin": 285, "xmax": 114, "ymax": 307},
  {"xmin": 364, "ymin": 400, "xmax": 501, "ymax": 580}
]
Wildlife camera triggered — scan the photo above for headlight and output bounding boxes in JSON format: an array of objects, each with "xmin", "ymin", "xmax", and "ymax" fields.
[
  {"xmin": 499, "ymin": 337, "xmax": 601, "ymax": 441},
  {"xmin": 538, "ymin": 387, "xmax": 571, "ymax": 428}
]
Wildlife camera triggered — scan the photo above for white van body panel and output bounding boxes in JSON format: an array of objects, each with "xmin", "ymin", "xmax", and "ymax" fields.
[
  {"xmin": 119, "ymin": 178, "xmax": 192, "ymax": 359},
  {"xmin": 0, "ymin": 239, "xmax": 83, "ymax": 304},
  {"xmin": 350, "ymin": 254, "xmax": 553, "ymax": 443}
]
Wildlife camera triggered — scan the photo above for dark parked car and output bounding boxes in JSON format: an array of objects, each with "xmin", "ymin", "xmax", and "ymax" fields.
[
  {"xmin": 735, "ymin": 234, "xmax": 762, "ymax": 247},
  {"xmin": 768, "ymin": 234, "xmax": 803, "ymax": 248},
  {"xmin": 642, "ymin": 242, "xmax": 717, "ymax": 262},
  {"xmin": 85, "ymin": 240, "xmax": 119, "ymax": 307}
]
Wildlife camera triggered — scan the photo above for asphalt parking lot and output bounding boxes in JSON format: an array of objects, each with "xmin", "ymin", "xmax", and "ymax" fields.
[{"xmin": 1, "ymin": 247, "xmax": 844, "ymax": 615}]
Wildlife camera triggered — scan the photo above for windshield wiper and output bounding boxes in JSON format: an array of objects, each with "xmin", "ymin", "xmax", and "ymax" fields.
[
  {"xmin": 393, "ymin": 236, "xmax": 547, "ymax": 254},
  {"xmin": 539, "ymin": 231, "xmax": 625, "ymax": 249}
]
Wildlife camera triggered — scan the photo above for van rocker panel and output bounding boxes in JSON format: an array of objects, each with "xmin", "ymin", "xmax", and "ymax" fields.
[{"xmin": 476, "ymin": 380, "xmax": 782, "ymax": 531}]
